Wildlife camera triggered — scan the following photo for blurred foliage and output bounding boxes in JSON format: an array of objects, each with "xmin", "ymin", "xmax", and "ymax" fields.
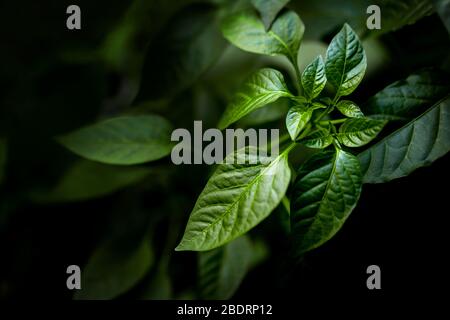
[{"xmin": 0, "ymin": 0, "xmax": 449, "ymax": 299}]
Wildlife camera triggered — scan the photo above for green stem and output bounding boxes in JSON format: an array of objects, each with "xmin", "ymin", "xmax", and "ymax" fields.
[
  {"xmin": 279, "ymin": 133, "xmax": 292, "ymax": 145},
  {"xmin": 262, "ymin": 132, "xmax": 291, "ymax": 151},
  {"xmin": 281, "ymin": 196, "xmax": 290, "ymax": 215},
  {"xmin": 332, "ymin": 93, "xmax": 340, "ymax": 105},
  {"xmin": 314, "ymin": 107, "xmax": 331, "ymax": 123},
  {"xmin": 320, "ymin": 118, "xmax": 347, "ymax": 125},
  {"xmin": 290, "ymin": 55, "xmax": 302, "ymax": 95},
  {"xmin": 282, "ymin": 142, "xmax": 297, "ymax": 155},
  {"xmin": 296, "ymin": 123, "xmax": 312, "ymax": 140}
]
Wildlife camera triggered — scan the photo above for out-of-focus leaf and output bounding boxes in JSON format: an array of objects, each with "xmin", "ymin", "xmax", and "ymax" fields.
[
  {"xmin": 0, "ymin": 139, "xmax": 6, "ymax": 185},
  {"xmin": 74, "ymin": 237, "xmax": 153, "ymax": 300},
  {"xmin": 372, "ymin": 0, "xmax": 434, "ymax": 36},
  {"xmin": 141, "ymin": 264, "xmax": 172, "ymax": 300},
  {"xmin": 175, "ymin": 146, "xmax": 292, "ymax": 251},
  {"xmin": 434, "ymin": 0, "xmax": 450, "ymax": 33},
  {"xmin": 249, "ymin": 238, "xmax": 270, "ymax": 268},
  {"xmin": 251, "ymin": 0, "xmax": 290, "ymax": 30},
  {"xmin": 364, "ymin": 70, "xmax": 450, "ymax": 120},
  {"xmin": 136, "ymin": 4, "xmax": 226, "ymax": 101},
  {"xmin": 359, "ymin": 95, "xmax": 450, "ymax": 183},
  {"xmin": 238, "ymin": 98, "xmax": 289, "ymax": 126},
  {"xmin": 291, "ymin": 0, "xmax": 432, "ymax": 39},
  {"xmin": 58, "ymin": 115, "xmax": 173, "ymax": 165},
  {"xmin": 325, "ymin": 24, "xmax": 367, "ymax": 97},
  {"xmin": 198, "ymin": 235, "xmax": 253, "ymax": 299},
  {"xmin": 30, "ymin": 161, "xmax": 151, "ymax": 203},
  {"xmin": 221, "ymin": 9, "xmax": 304, "ymax": 64},
  {"xmin": 289, "ymin": 0, "xmax": 370, "ymax": 39},
  {"xmin": 100, "ymin": 0, "xmax": 193, "ymax": 71},
  {"xmin": 218, "ymin": 68, "xmax": 293, "ymax": 129}
]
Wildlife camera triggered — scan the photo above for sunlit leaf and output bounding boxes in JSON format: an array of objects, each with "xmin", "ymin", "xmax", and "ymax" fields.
[
  {"xmin": 301, "ymin": 56, "xmax": 327, "ymax": 101},
  {"xmin": 286, "ymin": 104, "xmax": 312, "ymax": 140},
  {"xmin": 336, "ymin": 100, "xmax": 364, "ymax": 118},
  {"xmin": 325, "ymin": 23, "xmax": 366, "ymax": 97},
  {"xmin": 176, "ymin": 146, "xmax": 292, "ymax": 251},
  {"xmin": 218, "ymin": 68, "xmax": 293, "ymax": 129},
  {"xmin": 301, "ymin": 130, "xmax": 334, "ymax": 149}
]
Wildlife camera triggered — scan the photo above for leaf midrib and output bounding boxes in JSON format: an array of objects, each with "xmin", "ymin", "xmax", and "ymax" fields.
[
  {"xmin": 182, "ymin": 150, "xmax": 289, "ymax": 248},
  {"xmin": 360, "ymin": 94, "xmax": 450, "ymax": 159}
]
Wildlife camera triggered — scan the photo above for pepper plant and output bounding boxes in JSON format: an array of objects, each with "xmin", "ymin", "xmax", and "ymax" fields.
[
  {"xmin": 14, "ymin": 0, "xmax": 448, "ymax": 300},
  {"xmin": 175, "ymin": 5, "xmax": 450, "ymax": 258}
]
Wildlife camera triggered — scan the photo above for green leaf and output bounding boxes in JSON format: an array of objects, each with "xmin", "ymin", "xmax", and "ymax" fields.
[
  {"xmin": 301, "ymin": 56, "xmax": 327, "ymax": 100},
  {"xmin": 286, "ymin": 104, "xmax": 312, "ymax": 140},
  {"xmin": 0, "ymin": 139, "xmax": 6, "ymax": 185},
  {"xmin": 364, "ymin": 70, "xmax": 450, "ymax": 119},
  {"xmin": 251, "ymin": 0, "xmax": 290, "ymax": 30},
  {"xmin": 337, "ymin": 118, "xmax": 387, "ymax": 147},
  {"xmin": 198, "ymin": 235, "xmax": 253, "ymax": 299},
  {"xmin": 30, "ymin": 161, "xmax": 151, "ymax": 203},
  {"xmin": 221, "ymin": 9, "xmax": 304, "ymax": 63},
  {"xmin": 312, "ymin": 101, "xmax": 328, "ymax": 109},
  {"xmin": 218, "ymin": 68, "xmax": 293, "ymax": 129},
  {"xmin": 336, "ymin": 100, "xmax": 364, "ymax": 118},
  {"xmin": 325, "ymin": 23, "xmax": 367, "ymax": 97},
  {"xmin": 136, "ymin": 5, "xmax": 226, "ymax": 100},
  {"xmin": 301, "ymin": 130, "xmax": 334, "ymax": 149},
  {"xmin": 58, "ymin": 115, "xmax": 173, "ymax": 165},
  {"xmin": 74, "ymin": 237, "xmax": 153, "ymax": 300},
  {"xmin": 176, "ymin": 146, "xmax": 292, "ymax": 251},
  {"xmin": 359, "ymin": 95, "xmax": 450, "ymax": 183},
  {"xmin": 291, "ymin": 149, "xmax": 362, "ymax": 255},
  {"xmin": 238, "ymin": 99, "xmax": 289, "ymax": 127},
  {"xmin": 140, "ymin": 264, "xmax": 172, "ymax": 300}
]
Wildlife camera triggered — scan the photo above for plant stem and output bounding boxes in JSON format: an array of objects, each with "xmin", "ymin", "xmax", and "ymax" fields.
[
  {"xmin": 290, "ymin": 56, "xmax": 302, "ymax": 94},
  {"xmin": 331, "ymin": 89, "xmax": 341, "ymax": 104},
  {"xmin": 262, "ymin": 132, "xmax": 291, "ymax": 151},
  {"xmin": 296, "ymin": 123, "xmax": 312, "ymax": 140},
  {"xmin": 314, "ymin": 107, "xmax": 331, "ymax": 123},
  {"xmin": 281, "ymin": 196, "xmax": 290, "ymax": 215},
  {"xmin": 320, "ymin": 118, "xmax": 347, "ymax": 125},
  {"xmin": 282, "ymin": 142, "xmax": 297, "ymax": 155},
  {"xmin": 279, "ymin": 133, "xmax": 292, "ymax": 145}
]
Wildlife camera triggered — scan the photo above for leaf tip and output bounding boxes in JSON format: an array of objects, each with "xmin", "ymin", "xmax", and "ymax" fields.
[{"xmin": 174, "ymin": 243, "xmax": 186, "ymax": 251}]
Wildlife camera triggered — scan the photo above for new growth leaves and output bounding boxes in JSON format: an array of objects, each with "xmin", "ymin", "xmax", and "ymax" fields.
[
  {"xmin": 325, "ymin": 23, "xmax": 367, "ymax": 99},
  {"xmin": 221, "ymin": 8, "xmax": 304, "ymax": 67}
]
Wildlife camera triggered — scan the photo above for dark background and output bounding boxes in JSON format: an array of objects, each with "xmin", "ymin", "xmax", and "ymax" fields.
[{"xmin": 0, "ymin": 0, "xmax": 448, "ymax": 302}]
